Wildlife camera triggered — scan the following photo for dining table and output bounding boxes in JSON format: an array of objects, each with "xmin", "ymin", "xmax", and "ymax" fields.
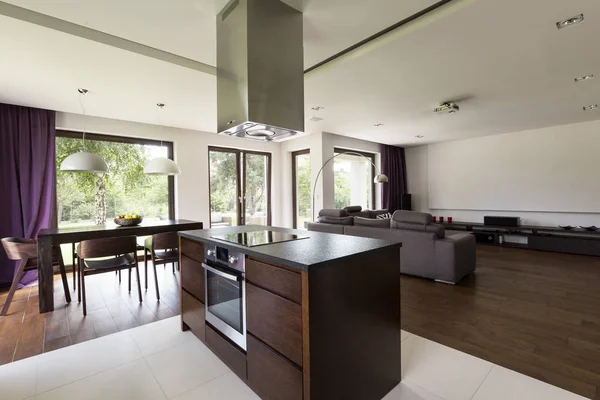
[{"xmin": 37, "ymin": 219, "xmax": 203, "ymax": 313}]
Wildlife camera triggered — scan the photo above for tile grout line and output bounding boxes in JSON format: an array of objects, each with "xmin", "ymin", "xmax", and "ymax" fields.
[
  {"xmin": 33, "ymin": 331, "xmax": 145, "ymax": 397},
  {"xmin": 469, "ymin": 364, "xmax": 495, "ymax": 400},
  {"xmin": 128, "ymin": 329, "xmax": 170, "ymax": 400}
]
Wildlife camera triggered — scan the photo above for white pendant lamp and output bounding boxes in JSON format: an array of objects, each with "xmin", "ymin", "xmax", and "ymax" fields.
[
  {"xmin": 60, "ymin": 89, "xmax": 109, "ymax": 173},
  {"xmin": 144, "ymin": 103, "xmax": 180, "ymax": 176}
]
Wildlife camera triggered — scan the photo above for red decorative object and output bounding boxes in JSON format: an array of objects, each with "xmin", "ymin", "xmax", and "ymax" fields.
[
  {"xmin": 432, "ymin": 216, "xmax": 437, "ymax": 222},
  {"xmin": 439, "ymin": 217, "xmax": 445, "ymax": 223},
  {"xmin": 448, "ymin": 217, "xmax": 453, "ymax": 223}
]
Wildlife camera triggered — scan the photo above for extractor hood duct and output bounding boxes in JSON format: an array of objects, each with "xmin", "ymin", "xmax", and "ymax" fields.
[{"xmin": 217, "ymin": 0, "xmax": 304, "ymax": 142}]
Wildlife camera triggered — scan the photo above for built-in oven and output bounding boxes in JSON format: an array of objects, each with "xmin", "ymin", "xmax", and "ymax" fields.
[{"xmin": 203, "ymin": 245, "xmax": 246, "ymax": 351}]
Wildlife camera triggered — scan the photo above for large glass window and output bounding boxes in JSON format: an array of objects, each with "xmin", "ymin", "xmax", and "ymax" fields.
[
  {"xmin": 333, "ymin": 148, "xmax": 375, "ymax": 210},
  {"xmin": 56, "ymin": 131, "xmax": 174, "ymax": 229},
  {"xmin": 292, "ymin": 150, "xmax": 311, "ymax": 229},
  {"xmin": 209, "ymin": 147, "xmax": 271, "ymax": 228}
]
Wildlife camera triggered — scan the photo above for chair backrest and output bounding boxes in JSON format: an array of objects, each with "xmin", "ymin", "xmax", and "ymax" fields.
[
  {"xmin": 1, "ymin": 237, "xmax": 37, "ymax": 261},
  {"xmin": 152, "ymin": 232, "xmax": 179, "ymax": 251},
  {"xmin": 78, "ymin": 236, "xmax": 137, "ymax": 259}
]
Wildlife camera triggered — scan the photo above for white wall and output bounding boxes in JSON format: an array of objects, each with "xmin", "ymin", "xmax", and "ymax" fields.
[
  {"xmin": 406, "ymin": 120, "xmax": 600, "ymax": 226},
  {"xmin": 279, "ymin": 131, "xmax": 384, "ymax": 228},
  {"xmin": 56, "ymin": 112, "xmax": 283, "ymax": 228}
]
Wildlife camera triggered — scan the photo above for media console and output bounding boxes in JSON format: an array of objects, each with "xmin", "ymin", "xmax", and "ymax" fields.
[{"xmin": 442, "ymin": 221, "xmax": 600, "ymax": 257}]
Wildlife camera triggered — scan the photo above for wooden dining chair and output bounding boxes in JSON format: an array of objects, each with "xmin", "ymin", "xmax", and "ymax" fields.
[
  {"xmin": 77, "ymin": 236, "xmax": 141, "ymax": 316},
  {"xmin": 143, "ymin": 232, "xmax": 179, "ymax": 300},
  {"xmin": 1, "ymin": 237, "xmax": 71, "ymax": 316}
]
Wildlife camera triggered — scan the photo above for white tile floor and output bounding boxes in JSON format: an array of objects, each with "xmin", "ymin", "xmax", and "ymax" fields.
[{"xmin": 0, "ymin": 316, "xmax": 589, "ymax": 400}]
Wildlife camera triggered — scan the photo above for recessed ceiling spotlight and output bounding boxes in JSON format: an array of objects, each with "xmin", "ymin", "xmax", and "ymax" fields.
[
  {"xmin": 575, "ymin": 74, "xmax": 594, "ymax": 83},
  {"xmin": 77, "ymin": 88, "xmax": 89, "ymax": 95},
  {"xmin": 311, "ymin": 106, "xmax": 324, "ymax": 111},
  {"xmin": 415, "ymin": 135, "xmax": 424, "ymax": 138},
  {"xmin": 556, "ymin": 14, "xmax": 584, "ymax": 30},
  {"xmin": 583, "ymin": 104, "xmax": 598, "ymax": 111},
  {"xmin": 374, "ymin": 123, "xmax": 384, "ymax": 127},
  {"xmin": 309, "ymin": 116, "xmax": 323, "ymax": 122}
]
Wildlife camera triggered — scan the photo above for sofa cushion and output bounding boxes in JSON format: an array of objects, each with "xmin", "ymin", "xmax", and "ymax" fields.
[
  {"xmin": 391, "ymin": 221, "xmax": 445, "ymax": 239},
  {"xmin": 319, "ymin": 209, "xmax": 348, "ymax": 217},
  {"xmin": 343, "ymin": 205, "xmax": 363, "ymax": 213},
  {"xmin": 348, "ymin": 210, "xmax": 372, "ymax": 218},
  {"xmin": 392, "ymin": 210, "xmax": 432, "ymax": 224},
  {"xmin": 317, "ymin": 216, "xmax": 354, "ymax": 225},
  {"xmin": 370, "ymin": 209, "xmax": 390, "ymax": 219},
  {"xmin": 354, "ymin": 217, "xmax": 390, "ymax": 228},
  {"xmin": 376, "ymin": 212, "xmax": 392, "ymax": 220}
]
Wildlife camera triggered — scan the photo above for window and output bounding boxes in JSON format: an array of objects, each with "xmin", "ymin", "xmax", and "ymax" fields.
[
  {"xmin": 55, "ymin": 131, "xmax": 175, "ymax": 230},
  {"xmin": 292, "ymin": 150, "xmax": 311, "ymax": 229},
  {"xmin": 209, "ymin": 147, "xmax": 271, "ymax": 228},
  {"xmin": 333, "ymin": 148, "xmax": 375, "ymax": 210}
]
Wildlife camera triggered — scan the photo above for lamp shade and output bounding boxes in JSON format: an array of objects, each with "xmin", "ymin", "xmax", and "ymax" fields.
[
  {"xmin": 60, "ymin": 152, "xmax": 109, "ymax": 173},
  {"xmin": 144, "ymin": 157, "xmax": 180, "ymax": 175},
  {"xmin": 374, "ymin": 174, "xmax": 389, "ymax": 183}
]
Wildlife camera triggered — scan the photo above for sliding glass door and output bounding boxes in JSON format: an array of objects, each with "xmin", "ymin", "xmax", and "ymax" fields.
[
  {"xmin": 209, "ymin": 147, "xmax": 271, "ymax": 228},
  {"xmin": 292, "ymin": 150, "xmax": 311, "ymax": 229},
  {"xmin": 209, "ymin": 148, "xmax": 240, "ymax": 228}
]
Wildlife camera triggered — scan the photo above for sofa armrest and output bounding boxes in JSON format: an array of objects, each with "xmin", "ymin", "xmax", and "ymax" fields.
[{"xmin": 434, "ymin": 233, "xmax": 476, "ymax": 283}]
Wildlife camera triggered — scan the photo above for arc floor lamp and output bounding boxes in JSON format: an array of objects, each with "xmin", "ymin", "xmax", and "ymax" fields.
[{"xmin": 312, "ymin": 151, "xmax": 388, "ymax": 221}]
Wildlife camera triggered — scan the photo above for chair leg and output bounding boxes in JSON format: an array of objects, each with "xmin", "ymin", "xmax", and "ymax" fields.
[
  {"xmin": 128, "ymin": 268, "xmax": 132, "ymax": 292},
  {"xmin": 135, "ymin": 264, "xmax": 143, "ymax": 303},
  {"xmin": 153, "ymin": 262, "xmax": 160, "ymax": 301},
  {"xmin": 57, "ymin": 251, "xmax": 71, "ymax": 304},
  {"xmin": 144, "ymin": 249, "xmax": 148, "ymax": 290},
  {"xmin": 1, "ymin": 259, "xmax": 28, "ymax": 316},
  {"xmin": 80, "ymin": 262, "xmax": 87, "ymax": 316},
  {"xmin": 118, "ymin": 269, "xmax": 121, "ymax": 283},
  {"xmin": 72, "ymin": 242, "xmax": 77, "ymax": 290},
  {"xmin": 77, "ymin": 259, "xmax": 82, "ymax": 303},
  {"xmin": 172, "ymin": 262, "xmax": 175, "ymax": 274}
]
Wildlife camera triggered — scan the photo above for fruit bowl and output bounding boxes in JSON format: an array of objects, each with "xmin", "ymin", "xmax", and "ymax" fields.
[{"xmin": 114, "ymin": 215, "xmax": 143, "ymax": 227}]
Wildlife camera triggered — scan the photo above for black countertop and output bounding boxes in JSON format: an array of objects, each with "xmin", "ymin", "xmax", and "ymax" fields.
[{"xmin": 179, "ymin": 225, "xmax": 401, "ymax": 271}]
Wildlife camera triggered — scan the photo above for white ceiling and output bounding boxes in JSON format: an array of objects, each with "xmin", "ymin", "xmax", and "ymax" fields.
[{"xmin": 1, "ymin": 0, "xmax": 599, "ymax": 145}]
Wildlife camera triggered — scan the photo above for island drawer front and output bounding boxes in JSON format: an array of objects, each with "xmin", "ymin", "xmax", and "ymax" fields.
[
  {"xmin": 181, "ymin": 255, "xmax": 205, "ymax": 303},
  {"xmin": 246, "ymin": 258, "xmax": 302, "ymax": 304},
  {"xmin": 180, "ymin": 238, "xmax": 205, "ymax": 264},
  {"xmin": 246, "ymin": 282, "xmax": 303, "ymax": 367},
  {"xmin": 247, "ymin": 334, "xmax": 303, "ymax": 400},
  {"xmin": 206, "ymin": 324, "xmax": 247, "ymax": 381},
  {"xmin": 182, "ymin": 290, "xmax": 205, "ymax": 342}
]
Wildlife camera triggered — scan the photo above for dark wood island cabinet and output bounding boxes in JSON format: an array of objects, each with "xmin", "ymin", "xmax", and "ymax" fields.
[{"xmin": 179, "ymin": 225, "xmax": 402, "ymax": 400}]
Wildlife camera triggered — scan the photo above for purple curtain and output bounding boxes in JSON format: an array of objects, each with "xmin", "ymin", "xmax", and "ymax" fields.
[
  {"xmin": 381, "ymin": 145, "xmax": 407, "ymax": 213},
  {"xmin": 0, "ymin": 103, "xmax": 56, "ymax": 287}
]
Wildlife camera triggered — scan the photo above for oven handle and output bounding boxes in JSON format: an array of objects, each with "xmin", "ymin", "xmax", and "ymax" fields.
[{"xmin": 202, "ymin": 263, "xmax": 241, "ymax": 282}]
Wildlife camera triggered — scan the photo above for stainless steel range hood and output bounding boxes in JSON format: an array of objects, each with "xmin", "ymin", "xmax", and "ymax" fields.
[{"xmin": 217, "ymin": 0, "xmax": 304, "ymax": 142}]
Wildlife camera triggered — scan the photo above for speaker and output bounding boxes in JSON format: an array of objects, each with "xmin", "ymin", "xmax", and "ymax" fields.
[
  {"xmin": 400, "ymin": 194, "xmax": 412, "ymax": 211},
  {"xmin": 484, "ymin": 216, "xmax": 520, "ymax": 227}
]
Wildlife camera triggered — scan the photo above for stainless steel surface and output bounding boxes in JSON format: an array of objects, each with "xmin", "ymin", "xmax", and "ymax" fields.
[
  {"xmin": 202, "ymin": 263, "xmax": 240, "ymax": 281},
  {"xmin": 204, "ymin": 244, "xmax": 247, "ymax": 351},
  {"xmin": 216, "ymin": 0, "xmax": 304, "ymax": 142}
]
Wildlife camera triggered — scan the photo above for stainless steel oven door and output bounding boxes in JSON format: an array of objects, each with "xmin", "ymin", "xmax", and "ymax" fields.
[{"xmin": 203, "ymin": 262, "xmax": 246, "ymax": 351}]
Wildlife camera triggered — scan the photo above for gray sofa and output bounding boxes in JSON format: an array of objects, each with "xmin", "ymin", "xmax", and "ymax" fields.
[{"xmin": 307, "ymin": 209, "xmax": 476, "ymax": 284}]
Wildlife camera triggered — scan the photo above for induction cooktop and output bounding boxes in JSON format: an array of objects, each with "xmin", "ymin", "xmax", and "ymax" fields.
[{"xmin": 211, "ymin": 230, "xmax": 309, "ymax": 248}]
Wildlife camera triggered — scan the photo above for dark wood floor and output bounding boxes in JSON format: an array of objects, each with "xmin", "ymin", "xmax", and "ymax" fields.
[
  {"xmin": 0, "ymin": 262, "xmax": 181, "ymax": 366},
  {"xmin": 402, "ymin": 245, "xmax": 600, "ymax": 400}
]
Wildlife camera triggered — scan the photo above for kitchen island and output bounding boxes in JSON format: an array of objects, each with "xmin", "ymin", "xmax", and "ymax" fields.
[{"xmin": 178, "ymin": 225, "xmax": 401, "ymax": 400}]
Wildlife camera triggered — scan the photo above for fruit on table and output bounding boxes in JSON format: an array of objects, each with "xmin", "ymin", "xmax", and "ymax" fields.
[{"xmin": 116, "ymin": 214, "xmax": 141, "ymax": 220}]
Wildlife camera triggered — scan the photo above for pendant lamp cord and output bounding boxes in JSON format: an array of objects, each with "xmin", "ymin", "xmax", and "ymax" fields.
[
  {"xmin": 156, "ymin": 103, "xmax": 165, "ymax": 148},
  {"xmin": 78, "ymin": 89, "xmax": 88, "ymax": 151}
]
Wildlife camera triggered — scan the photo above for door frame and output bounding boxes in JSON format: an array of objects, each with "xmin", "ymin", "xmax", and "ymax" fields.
[
  {"xmin": 208, "ymin": 146, "xmax": 272, "ymax": 227},
  {"xmin": 292, "ymin": 149, "xmax": 310, "ymax": 229}
]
